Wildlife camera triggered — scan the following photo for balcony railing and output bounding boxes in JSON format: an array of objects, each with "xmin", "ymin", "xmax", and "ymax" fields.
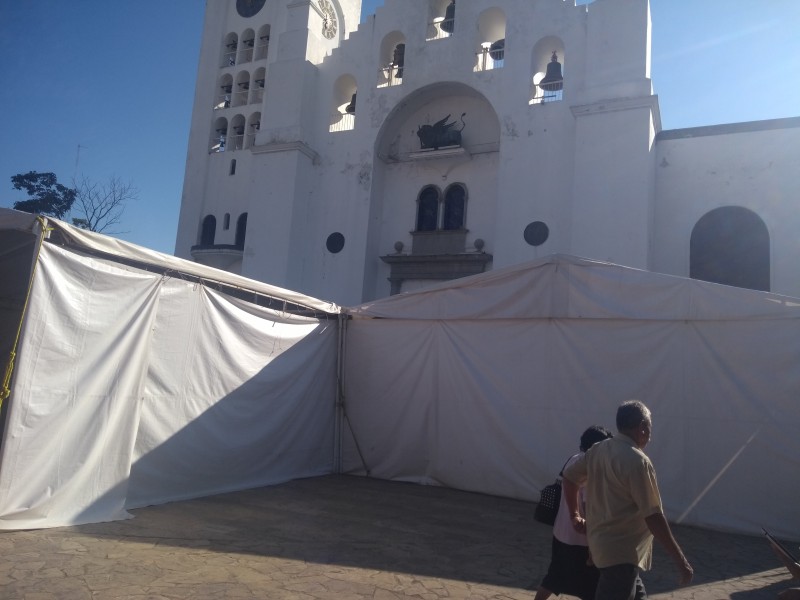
[
  {"xmin": 255, "ymin": 38, "xmax": 269, "ymax": 61},
  {"xmin": 377, "ymin": 64, "xmax": 404, "ymax": 88},
  {"xmin": 427, "ymin": 17, "xmax": 454, "ymax": 41},
  {"xmin": 329, "ymin": 112, "xmax": 355, "ymax": 133},
  {"xmin": 228, "ymin": 134, "xmax": 244, "ymax": 151},
  {"xmin": 233, "ymin": 90, "xmax": 249, "ymax": 106},
  {"xmin": 530, "ymin": 85, "xmax": 563, "ymax": 105},
  {"xmin": 475, "ymin": 46, "xmax": 504, "ymax": 72},
  {"xmin": 221, "ymin": 50, "xmax": 236, "ymax": 68}
]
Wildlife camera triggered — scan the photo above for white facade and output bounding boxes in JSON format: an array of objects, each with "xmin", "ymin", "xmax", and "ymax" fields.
[{"xmin": 175, "ymin": 0, "xmax": 800, "ymax": 305}]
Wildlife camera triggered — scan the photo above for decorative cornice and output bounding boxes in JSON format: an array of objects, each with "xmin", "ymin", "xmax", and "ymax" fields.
[
  {"xmin": 251, "ymin": 140, "xmax": 320, "ymax": 163},
  {"xmin": 571, "ymin": 95, "xmax": 659, "ymax": 118},
  {"xmin": 657, "ymin": 116, "xmax": 800, "ymax": 142}
]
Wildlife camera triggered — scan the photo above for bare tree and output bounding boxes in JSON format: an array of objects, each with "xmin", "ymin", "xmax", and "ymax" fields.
[{"xmin": 71, "ymin": 175, "xmax": 137, "ymax": 233}]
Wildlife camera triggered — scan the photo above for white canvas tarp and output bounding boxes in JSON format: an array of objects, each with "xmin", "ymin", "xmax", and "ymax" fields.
[
  {"xmin": 341, "ymin": 255, "xmax": 800, "ymax": 539},
  {"xmin": 3, "ymin": 209, "xmax": 799, "ymax": 539},
  {"xmin": 0, "ymin": 210, "xmax": 339, "ymax": 529}
]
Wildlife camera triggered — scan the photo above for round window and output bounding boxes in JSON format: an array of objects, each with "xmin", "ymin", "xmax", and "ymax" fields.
[{"xmin": 524, "ymin": 221, "xmax": 549, "ymax": 247}]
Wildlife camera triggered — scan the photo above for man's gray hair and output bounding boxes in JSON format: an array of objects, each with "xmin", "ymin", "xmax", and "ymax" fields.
[{"xmin": 616, "ymin": 400, "xmax": 651, "ymax": 432}]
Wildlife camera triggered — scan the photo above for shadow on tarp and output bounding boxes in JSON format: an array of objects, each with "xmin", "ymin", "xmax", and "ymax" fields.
[
  {"xmin": 64, "ymin": 317, "xmax": 338, "ymax": 531},
  {"xmin": 65, "ymin": 474, "xmax": 797, "ymax": 595}
]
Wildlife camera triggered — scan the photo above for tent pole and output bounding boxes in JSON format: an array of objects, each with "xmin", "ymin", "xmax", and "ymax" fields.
[
  {"xmin": 1, "ymin": 216, "xmax": 50, "ymax": 410},
  {"xmin": 335, "ymin": 314, "xmax": 370, "ymax": 476},
  {"xmin": 334, "ymin": 314, "xmax": 345, "ymax": 473}
]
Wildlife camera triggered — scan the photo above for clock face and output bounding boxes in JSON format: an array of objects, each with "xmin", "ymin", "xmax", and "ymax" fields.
[
  {"xmin": 318, "ymin": 0, "xmax": 338, "ymax": 39},
  {"xmin": 236, "ymin": 0, "xmax": 266, "ymax": 18}
]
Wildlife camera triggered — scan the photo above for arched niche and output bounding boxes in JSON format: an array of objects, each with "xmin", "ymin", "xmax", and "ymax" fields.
[
  {"xmin": 330, "ymin": 74, "xmax": 357, "ymax": 132},
  {"xmin": 690, "ymin": 206, "xmax": 770, "ymax": 292},
  {"xmin": 251, "ymin": 67, "xmax": 266, "ymax": 104},
  {"xmin": 222, "ymin": 32, "xmax": 238, "ymax": 68},
  {"xmin": 235, "ymin": 213, "xmax": 248, "ymax": 248},
  {"xmin": 211, "ymin": 117, "xmax": 228, "ymax": 152},
  {"xmin": 229, "ymin": 114, "xmax": 246, "ymax": 151},
  {"xmin": 239, "ymin": 28, "xmax": 256, "ymax": 63},
  {"xmin": 530, "ymin": 36, "xmax": 565, "ymax": 104},
  {"xmin": 475, "ymin": 8, "xmax": 506, "ymax": 72},
  {"xmin": 246, "ymin": 112, "xmax": 261, "ymax": 148},
  {"xmin": 256, "ymin": 25, "xmax": 271, "ymax": 60},
  {"xmin": 200, "ymin": 215, "xmax": 216, "ymax": 246},
  {"xmin": 427, "ymin": 0, "xmax": 455, "ymax": 40},
  {"xmin": 367, "ymin": 83, "xmax": 500, "ymax": 297},
  {"xmin": 377, "ymin": 31, "xmax": 406, "ymax": 88},
  {"xmin": 215, "ymin": 74, "xmax": 234, "ymax": 110},
  {"xmin": 234, "ymin": 71, "xmax": 251, "ymax": 107},
  {"xmin": 375, "ymin": 83, "xmax": 500, "ymax": 160}
]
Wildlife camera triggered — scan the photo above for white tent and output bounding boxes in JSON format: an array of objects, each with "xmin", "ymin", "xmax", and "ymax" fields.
[
  {"xmin": 2, "ymin": 209, "xmax": 798, "ymax": 539},
  {"xmin": 341, "ymin": 255, "xmax": 800, "ymax": 539},
  {"xmin": 0, "ymin": 209, "xmax": 340, "ymax": 530}
]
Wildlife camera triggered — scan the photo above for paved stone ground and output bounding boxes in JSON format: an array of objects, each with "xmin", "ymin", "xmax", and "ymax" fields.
[{"xmin": 1, "ymin": 475, "xmax": 797, "ymax": 599}]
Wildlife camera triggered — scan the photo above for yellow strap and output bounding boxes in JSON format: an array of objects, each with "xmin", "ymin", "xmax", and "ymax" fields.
[{"xmin": 1, "ymin": 217, "xmax": 50, "ymax": 408}]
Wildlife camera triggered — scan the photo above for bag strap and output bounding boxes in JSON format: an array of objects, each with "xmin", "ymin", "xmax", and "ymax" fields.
[{"xmin": 558, "ymin": 453, "xmax": 578, "ymax": 478}]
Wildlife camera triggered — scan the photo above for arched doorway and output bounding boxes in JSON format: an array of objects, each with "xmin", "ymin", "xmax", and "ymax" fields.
[{"xmin": 690, "ymin": 206, "xmax": 770, "ymax": 291}]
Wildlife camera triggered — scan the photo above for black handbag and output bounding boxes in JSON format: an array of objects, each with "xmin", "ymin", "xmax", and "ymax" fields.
[{"xmin": 534, "ymin": 457, "xmax": 572, "ymax": 526}]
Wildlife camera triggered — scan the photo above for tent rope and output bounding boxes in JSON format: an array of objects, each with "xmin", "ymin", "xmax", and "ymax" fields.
[{"xmin": 1, "ymin": 216, "xmax": 50, "ymax": 408}]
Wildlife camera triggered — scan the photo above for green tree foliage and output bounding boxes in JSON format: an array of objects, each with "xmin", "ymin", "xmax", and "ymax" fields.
[{"xmin": 11, "ymin": 171, "xmax": 77, "ymax": 219}]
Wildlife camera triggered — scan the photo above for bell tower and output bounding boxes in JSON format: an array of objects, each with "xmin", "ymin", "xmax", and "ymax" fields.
[{"xmin": 175, "ymin": 0, "xmax": 361, "ymax": 279}]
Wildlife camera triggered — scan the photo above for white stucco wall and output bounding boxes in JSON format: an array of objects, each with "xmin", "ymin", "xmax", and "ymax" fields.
[
  {"xmin": 176, "ymin": 0, "xmax": 798, "ymax": 305},
  {"xmin": 653, "ymin": 121, "xmax": 800, "ymax": 297}
]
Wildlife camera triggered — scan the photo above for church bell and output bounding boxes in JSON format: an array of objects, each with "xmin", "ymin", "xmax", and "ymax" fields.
[
  {"xmin": 393, "ymin": 43, "xmax": 405, "ymax": 78},
  {"xmin": 441, "ymin": 1, "xmax": 455, "ymax": 33},
  {"xmin": 539, "ymin": 52, "xmax": 564, "ymax": 92},
  {"xmin": 345, "ymin": 92, "xmax": 357, "ymax": 114}
]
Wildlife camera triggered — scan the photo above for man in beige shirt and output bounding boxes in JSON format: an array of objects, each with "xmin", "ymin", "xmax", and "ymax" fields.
[{"xmin": 563, "ymin": 400, "xmax": 693, "ymax": 599}]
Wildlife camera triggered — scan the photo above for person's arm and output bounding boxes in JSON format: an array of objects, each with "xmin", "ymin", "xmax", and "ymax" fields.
[
  {"xmin": 644, "ymin": 512, "xmax": 693, "ymax": 586},
  {"xmin": 562, "ymin": 476, "xmax": 585, "ymax": 533}
]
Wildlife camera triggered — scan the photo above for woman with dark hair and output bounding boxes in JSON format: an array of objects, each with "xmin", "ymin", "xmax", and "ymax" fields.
[{"xmin": 533, "ymin": 425, "xmax": 613, "ymax": 600}]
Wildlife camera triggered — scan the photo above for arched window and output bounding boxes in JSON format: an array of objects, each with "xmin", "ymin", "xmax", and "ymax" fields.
[
  {"xmin": 530, "ymin": 37, "xmax": 565, "ymax": 104},
  {"xmin": 475, "ymin": 8, "xmax": 506, "ymax": 72},
  {"xmin": 229, "ymin": 114, "xmax": 246, "ymax": 151},
  {"xmin": 443, "ymin": 184, "xmax": 466, "ymax": 230},
  {"xmin": 690, "ymin": 206, "xmax": 770, "ymax": 291},
  {"xmin": 215, "ymin": 74, "xmax": 233, "ymax": 110},
  {"xmin": 235, "ymin": 213, "xmax": 248, "ymax": 248},
  {"xmin": 223, "ymin": 213, "xmax": 231, "ymax": 230},
  {"xmin": 416, "ymin": 186, "xmax": 440, "ymax": 231},
  {"xmin": 251, "ymin": 67, "xmax": 266, "ymax": 104},
  {"xmin": 221, "ymin": 33, "xmax": 238, "ymax": 68},
  {"xmin": 378, "ymin": 32, "xmax": 406, "ymax": 88},
  {"xmin": 330, "ymin": 75, "xmax": 357, "ymax": 132},
  {"xmin": 255, "ymin": 25, "xmax": 271, "ymax": 60},
  {"xmin": 239, "ymin": 29, "xmax": 255, "ymax": 63},
  {"xmin": 210, "ymin": 117, "xmax": 228, "ymax": 152},
  {"xmin": 427, "ymin": 0, "xmax": 455, "ymax": 41},
  {"xmin": 234, "ymin": 71, "xmax": 250, "ymax": 107},
  {"xmin": 246, "ymin": 112, "xmax": 260, "ymax": 148},
  {"xmin": 200, "ymin": 215, "xmax": 216, "ymax": 245}
]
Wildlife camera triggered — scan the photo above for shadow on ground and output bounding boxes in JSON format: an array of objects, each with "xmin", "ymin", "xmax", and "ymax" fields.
[{"xmin": 5, "ymin": 475, "xmax": 798, "ymax": 598}]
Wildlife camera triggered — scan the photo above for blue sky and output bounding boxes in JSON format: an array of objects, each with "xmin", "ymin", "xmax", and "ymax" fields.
[{"xmin": 1, "ymin": 1, "xmax": 798, "ymax": 255}]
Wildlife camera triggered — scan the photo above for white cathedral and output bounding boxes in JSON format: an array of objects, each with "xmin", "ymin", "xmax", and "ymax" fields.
[{"xmin": 174, "ymin": 0, "xmax": 800, "ymax": 305}]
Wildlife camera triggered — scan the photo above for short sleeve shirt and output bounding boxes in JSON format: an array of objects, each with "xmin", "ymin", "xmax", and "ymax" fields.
[
  {"xmin": 563, "ymin": 434, "xmax": 663, "ymax": 570},
  {"xmin": 553, "ymin": 453, "xmax": 588, "ymax": 546}
]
